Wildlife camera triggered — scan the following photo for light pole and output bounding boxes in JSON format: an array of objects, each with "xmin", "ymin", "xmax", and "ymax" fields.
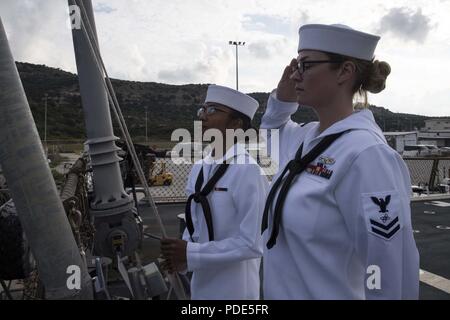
[
  {"xmin": 228, "ymin": 41, "xmax": 245, "ymax": 90},
  {"xmin": 44, "ymin": 93, "xmax": 48, "ymax": 156},
  {"xmin": 145, "ymin": 106, "xmax": 148, "ymax": 145}
]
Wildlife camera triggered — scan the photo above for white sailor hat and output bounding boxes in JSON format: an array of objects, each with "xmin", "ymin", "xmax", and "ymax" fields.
[
  {"xmin": 298, "ymin": 24, "xmax": 380, "ymax": 61},
  {"xmin": 205, "ymin": 85, "xmax": 259, "ymax": 120}
]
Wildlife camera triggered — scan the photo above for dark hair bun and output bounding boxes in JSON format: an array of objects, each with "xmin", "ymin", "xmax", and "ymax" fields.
[{"xmin": 362, "ymin": 60, "xmax": 391, "ymax": 94}]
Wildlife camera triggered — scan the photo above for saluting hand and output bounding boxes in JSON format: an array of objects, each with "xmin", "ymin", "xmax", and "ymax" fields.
[
  {"xmin": 160, "ymin": 238, "xmax": 188, "ymax": 274},
  {"xmin": 276, "ymin": 58, "xmax": 298, "ymax": 103}
]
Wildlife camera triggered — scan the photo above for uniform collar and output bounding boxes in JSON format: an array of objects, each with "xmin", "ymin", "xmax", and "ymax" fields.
[
  {"xmin": 302, "ymin": 109, "xmax": 384, "ymax": 155},
  {"xmin": 203, "ymin": 143, "xmax": 247, "ymax": 165}
]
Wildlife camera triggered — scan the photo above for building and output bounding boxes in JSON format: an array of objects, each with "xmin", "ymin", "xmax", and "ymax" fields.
[
  {"xmin": 420, "ymin": 118, "xmax": 450, "ymax": 147},
  {"xmin": 418, "ymin": 131, "xmax": 450, "ymax": 147},
  {"xmin": 423, "ymin": 118, "xmax": 450, "ymax": 131},
  {"xmin": 383, "ymin": 131, "xmax": 418, "ymax": 153}
]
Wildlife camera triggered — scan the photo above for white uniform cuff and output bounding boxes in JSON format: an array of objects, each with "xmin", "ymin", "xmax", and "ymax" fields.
[
  {"xmin": 271, "ymin": 89, "xmax": 299, "ymax": 112},
  {"xmin": 186, "ymin": 241, "xmax": 201, "ymax": 271},
  {"xmin": 260, "ymin": 89, "xmax": 299, "ymax": 129}
]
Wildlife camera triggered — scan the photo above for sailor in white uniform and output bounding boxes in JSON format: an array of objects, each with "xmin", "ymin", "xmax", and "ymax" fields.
[
  {"xmin": 261, "ymin": 24, "xmax": 420, "ymax": 299},
  {"xmin": 161, "ymin": 85, "xmax": 269, "ymax": 300}
]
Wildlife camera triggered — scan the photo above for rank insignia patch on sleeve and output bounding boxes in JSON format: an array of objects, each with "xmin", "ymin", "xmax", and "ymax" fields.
[{"xmin": 362, "ymin": 192, "xmax": 403, "ymax": 240}]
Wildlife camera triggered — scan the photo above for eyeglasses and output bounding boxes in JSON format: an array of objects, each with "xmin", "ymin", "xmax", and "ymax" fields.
[
  {"xmin": 296, "ymin": 60, "xmax": 342, "ymax": 74},
  {"xmin": 197, "ymin": 105, "xmax": 230, "ymax": 118}
]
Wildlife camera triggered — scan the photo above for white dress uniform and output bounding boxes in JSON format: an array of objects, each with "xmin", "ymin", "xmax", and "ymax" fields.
[
  {"xmin": 183, "ymin": 143, "xmax": 269, "ymax": 300},
  {"xmin": 261, "ymin": 92, "xmax": 420, "ymax": 299}
]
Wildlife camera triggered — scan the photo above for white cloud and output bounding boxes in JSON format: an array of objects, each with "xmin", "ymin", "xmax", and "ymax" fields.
[
  {"xmin": 248, "ymin": 41, "xmax": 271, "ymax": 59},
  {"xmin": 242, "ymin": 14, "xmax": 292, "ymax": 35},
  {"xmin": 158, "ymin": 45, "xmax": 232, "ymax": 84},
  {"xmin": 248, "ymin": 38, "xmax": 287, "ymax": 59},
  {"xmin": 377, "ymin": 7, "xmax": 434, "ymax": 43},
  {"xmin": 0, "ymin": 0, "xmax": 76, "ymax": 71},
  {"xmin": 94, "ymin": 2, "xmax": 117, "ymax": 14}
]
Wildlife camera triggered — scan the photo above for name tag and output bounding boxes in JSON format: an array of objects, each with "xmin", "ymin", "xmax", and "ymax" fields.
[{"xmin": 214, "ymin": 187, "xmax": 228, "ymax": 192}]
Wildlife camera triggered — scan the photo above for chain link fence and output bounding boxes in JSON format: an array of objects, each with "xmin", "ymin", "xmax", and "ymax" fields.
[
  {"xmin": 143, "ymin": 157, "xmax": 278, "ymax": 203},
  {"xmin": 145, "ymin": 157, "xmax": 450, "ymax": 203},
  {"xmin": 403, "ymin": 157, "xmax": 450, "ymax": 189},
  {"xmin": 4, "ymin": 155, "xmax": 449, "ymax": 205},
  {"xmin": 144, "ymin": 160, "xmax": 191, "ymax": 203}
]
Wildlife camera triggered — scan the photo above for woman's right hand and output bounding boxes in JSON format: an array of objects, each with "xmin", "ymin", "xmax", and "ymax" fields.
[{"xmin": 276, "ymin": 58, "xmax": 298, "ymax": 103}]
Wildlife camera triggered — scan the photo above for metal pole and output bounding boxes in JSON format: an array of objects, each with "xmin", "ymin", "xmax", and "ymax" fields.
[
  {"xmin": 44, "ymin": 93, "xmax": 48, "ymax": 155},
  {"xmin": 145, "ymin": 106, "xmax": 148, "ymax": 145},
  {"xmin": 72, "ymin": 0, "xmax": 186, "ymax": 299},
  {"xmin": 70, "ymin": 0, "xmax": 131, "ymax": 210},
  {"xmin": 69, "ymin": 0, "xmax": 141, "ymax": 258},
  {"xmin": 0, "ymin": 17, "xmax": 93, "ymax": 300},
  {"xmin": 235, "ymin": 44, "xmax": 238, "ymax": 91},
  {"xmin": 229, "ymin": 41, "xmax": 245, "ymax": 91}
]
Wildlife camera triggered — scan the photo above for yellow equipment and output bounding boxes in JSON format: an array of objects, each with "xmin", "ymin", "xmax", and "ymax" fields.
[{"xmin": 148, "ymin": 162, "xmax": 173, "ymax": 186}]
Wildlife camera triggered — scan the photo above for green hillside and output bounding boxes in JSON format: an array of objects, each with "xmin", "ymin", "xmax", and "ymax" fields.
[{"xmin": 16, "ymin": 62, "xmax": 431, "ymax": 144}]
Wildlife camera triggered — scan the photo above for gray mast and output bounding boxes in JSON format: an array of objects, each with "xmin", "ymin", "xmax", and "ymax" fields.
[
  {"xmin": 0, "ymin": 17, "xmax": 93, "ymax": 299},
  {"xmin": 68, "ymin": 0, "xmax": 141, "ymax": 258}
]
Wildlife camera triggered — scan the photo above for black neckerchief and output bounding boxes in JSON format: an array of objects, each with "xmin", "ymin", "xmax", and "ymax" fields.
[
  {"xmin": 261, "ymin": 131, "xmax": 347, "ymax": 249},
  {"xmin": 185, "ymin": 162, "xmax": 229, "ymax": 242}
]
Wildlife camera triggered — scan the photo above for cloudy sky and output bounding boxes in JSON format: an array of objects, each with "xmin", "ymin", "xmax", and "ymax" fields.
[{"xmin": 1, "ymin": 0, "xmax": 449, "ymax": 116}]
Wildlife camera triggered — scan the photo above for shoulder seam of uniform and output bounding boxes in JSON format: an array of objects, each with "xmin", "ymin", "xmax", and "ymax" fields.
[{"xmin": 333, "ymin": 142, "xmax": 396, "ymax": 193}]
